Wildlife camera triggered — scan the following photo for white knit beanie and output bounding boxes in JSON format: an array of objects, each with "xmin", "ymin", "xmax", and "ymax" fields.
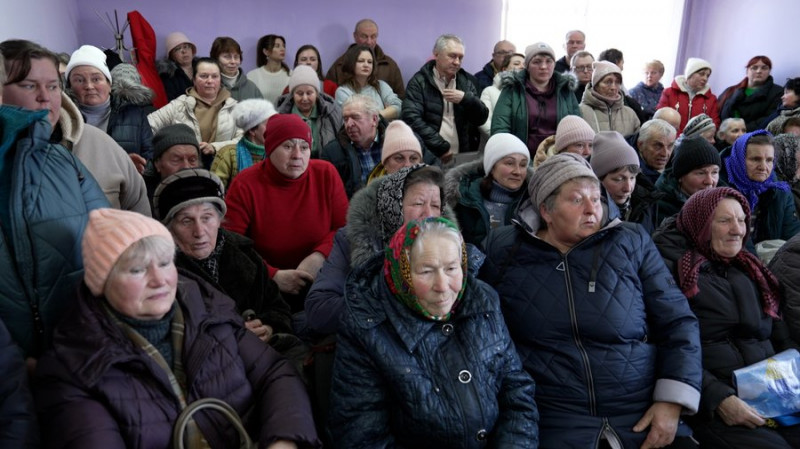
[
  {"xmin": 233, "ymin": 99, "xmax": 277, "ymax": 132},
  {"xmin": 288, "ymin": 65, "xmax": 320, "ymax": 93},
  {"xmin": 483, "ymin": 133, "xmax": 530, "ymax": 175},
  {"xmin": 555, "ymin": 116, "xmax": 596, "ymax": 152},
  {"xmin": 66, "ymin": 45, "xmax": 112, "ymax": 84},
  {"xmin": 684, "ymin": 57, "xmax": 712, "ymax": 79}
]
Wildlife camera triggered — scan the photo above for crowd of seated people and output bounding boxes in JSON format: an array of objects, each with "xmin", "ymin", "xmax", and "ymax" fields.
[{"xmin": 2, "ymin": 17, "xmax": 800, "ymax": 449}]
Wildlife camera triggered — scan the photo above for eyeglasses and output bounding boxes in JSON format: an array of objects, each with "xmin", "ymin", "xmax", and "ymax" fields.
[
  {"xmin": 573, "ymin": 65, "xmax": 593, "ymax": 73},
  {"xmin": 493, "ymin": 50, "xmax": 513, "ymax": 56}
]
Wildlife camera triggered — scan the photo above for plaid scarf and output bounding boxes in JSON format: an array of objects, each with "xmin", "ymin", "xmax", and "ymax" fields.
[
  {"xmin": 383, "ymin": 217, "xmax": 467, "ymax": 321},
  {"xmin": 676, "ymin": 187, "xmax": 781, "ymax": 319}
]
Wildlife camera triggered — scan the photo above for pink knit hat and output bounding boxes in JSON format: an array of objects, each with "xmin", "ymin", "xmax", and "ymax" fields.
[
  {"xmin": 382, "ymin": 120, "xmax": 422, "ymax": 164},
  {"xmin": 554, "ymin": 115, "xmax": 595, "ymax": 152},
  {"xmin": 82, "ymin": 208, "xmax": 174, "ymax": 296},
  {"xmin": 164, "ymin": 32, "xmax": 196, "ymax": 56},
  {"xmin": 591, "ymin": 60, "xmax": 622, "ymax": 89}
]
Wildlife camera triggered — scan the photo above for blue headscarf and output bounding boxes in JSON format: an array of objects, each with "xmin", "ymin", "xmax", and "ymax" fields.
[{"xmin": 724, "ymin": 129, "xmax": 789, "ymax": 212}]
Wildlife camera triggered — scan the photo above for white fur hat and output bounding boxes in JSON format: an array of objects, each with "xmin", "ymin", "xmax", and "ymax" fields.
[
  {"xmin": 684, "ymin": 57, "xmax": 712, "ymax": 79},
  {"xmin": 483, "ymin": 133, "xmax": 530, "ymax": 175},
  {"xmin": 233, "ymin": 99, "xmax": 277, "ymax": 132},
  {"xmin": 66, "ymin": 45, "xmax": 112, "ymax": 84}
]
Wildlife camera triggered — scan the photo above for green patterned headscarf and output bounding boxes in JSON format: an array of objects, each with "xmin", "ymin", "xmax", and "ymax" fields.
[{"xmin": 383, "ymin": 217, "xmax": 467, "ymax": 321}]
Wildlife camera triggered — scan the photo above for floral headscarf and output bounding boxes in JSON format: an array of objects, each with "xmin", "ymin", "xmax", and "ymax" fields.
[
  {"xmin": 725, "ymin": 129, "xmax": 789, "ymax": 212},
  {"xmin": 676, "ymin": 187, "xmax": 780, "ymax": 319},
  {"xmin": 383, "ymin": 217, "xmax": 467, "ymax": 321}
]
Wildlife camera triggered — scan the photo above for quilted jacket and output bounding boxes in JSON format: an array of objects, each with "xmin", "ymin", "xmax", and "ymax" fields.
[
  {"xmin": 35, "ymin": 272, "xmax": 320, "ymax": 449},
  {"xmin": 480, "ymin": 199, "xmax": 702, "ymax": 448},
  {"xmin": 328, "ymin": 255, "xmax": 538, "ymax": 448}
]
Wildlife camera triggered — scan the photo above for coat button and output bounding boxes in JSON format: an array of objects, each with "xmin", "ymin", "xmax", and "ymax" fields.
[
  {"xmin": 476, "ymin": 429, "xmax": 487, "ymax": 441},
  {"xmin": 442, "ymin": 324, "xmax": 454, "ymax": 336},
  {"xmin": 458, "ymin": 370, "xmax": 472, "ymax": 383}
]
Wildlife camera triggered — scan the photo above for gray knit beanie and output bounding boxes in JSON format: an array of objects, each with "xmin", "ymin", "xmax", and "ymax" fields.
[
  {"xmin": 682, "ymin": 113, "xmax": 716, "ymax": 138},
  {"xmin": 152, "ymin": 124, "xmax": 200, "ymax": 160},
  {"xmin": 590, "ymin": 131, "xmax": 640, "ymax": 179},
  {"xmin": 529, "ymin": 152, "xmax": 598, "ymax": 207}
]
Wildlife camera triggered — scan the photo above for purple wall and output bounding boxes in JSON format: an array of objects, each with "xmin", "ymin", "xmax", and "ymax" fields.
[
  {"xmin": 0, "ymin": 0, "xmax": 79, "ymax": 53},
  {"xmin": 677, "ymin": 0, "xmax": 798, "ymax": 94},
  {"xmin": 68, "ymin": 0, "xmax": 502, "ymax": 86}
]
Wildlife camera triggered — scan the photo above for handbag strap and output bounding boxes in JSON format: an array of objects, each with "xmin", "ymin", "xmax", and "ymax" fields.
[{"xmin": 173, "ymin": 398, "xmax": 255, "ymax": 449}]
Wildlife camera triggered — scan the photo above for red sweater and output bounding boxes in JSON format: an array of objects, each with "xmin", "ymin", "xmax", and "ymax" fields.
[{"xmin": 224, "ymin": 159, "xmax": 348, "ymax": 277}]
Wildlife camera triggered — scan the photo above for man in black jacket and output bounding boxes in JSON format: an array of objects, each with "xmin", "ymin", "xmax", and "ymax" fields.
[{"xmin": 402, "ymin": 34, "xmax": 488, "ymax": 165}]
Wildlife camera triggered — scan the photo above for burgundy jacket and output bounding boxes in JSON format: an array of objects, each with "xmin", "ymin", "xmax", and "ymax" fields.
[{"xmin": 35, "ymin": 272, "xmax": 320, "ymax": 449}]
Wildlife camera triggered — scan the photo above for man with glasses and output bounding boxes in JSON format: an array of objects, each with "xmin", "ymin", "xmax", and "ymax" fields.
[
  {"xmin": 555, "ymin": 30, "xmax": 586, "ymax": 73},
  {"xmin": 402, "ymin": 34, "xmax": 488, "ymax": 165},
  {"xmin": 474, "ymin": 40, "xmax": 516, "ymax": 93},
  {"xmin": 570, "ymin": 50, "xmax": 595, "ymax": 102}
]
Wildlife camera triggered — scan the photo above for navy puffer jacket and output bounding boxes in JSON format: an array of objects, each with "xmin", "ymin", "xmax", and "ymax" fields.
[
  {"xmin": 35, "ymin": 272, "xmax": 320, "ymax": 449},
  {"xmin": 329, "ymin": 255, "xmax": 538, "ymax": 448},
  {"xmin": 480, "ymin": 202, "xmax": 701, "ymax": 448}
]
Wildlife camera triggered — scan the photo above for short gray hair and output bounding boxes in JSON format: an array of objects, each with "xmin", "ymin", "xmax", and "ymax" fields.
[
  {"xmin": 570, "ymin": 51, "xmax": 594, "ymax": 69},
  {"xmin": 433, "ymin": 34, "xmax": 464, "ymax": 54},
  {"xmin": 342, "ymin": 93, "xmax": 380, "ymax": 118},
  {"xmin": 717, "ymin": 117, "xmax": 745, "ymax": 139},
  {"xmin": 564, "ymin": 30, "xmax": 586, "ymax": 41},
  {"xmin": 639, "ymin": 119, "xmax": 676, "ymax": 145}
]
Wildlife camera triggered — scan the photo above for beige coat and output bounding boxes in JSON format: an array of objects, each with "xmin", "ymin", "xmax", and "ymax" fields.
[
  {"xmin": 579, "ymin": 87, "xmax": 640, "ymax": 137},
  {"xmin": 147, "ymin": 93, "xmax": 243, "ymax": 152},
  {"xmin": 58, "ymin": 94, "xmax": 151, "ymax": 215}
]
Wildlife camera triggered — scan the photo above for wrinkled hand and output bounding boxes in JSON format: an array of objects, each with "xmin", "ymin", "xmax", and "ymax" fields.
[
  {"xmin": 717, "ymin": 395, "xmax": 765, "ymax": 428},
  {"xmin": 439, "ymin": 151, "xmax": 454, "ymax": 164},
  {"xmin": 128, "ymin": 153, "xmax": 147, "ymax": 174},
  {"xmin": 633, "ymin": 401, "xmax": 682, "ymax": 449},
  {"xmin": 273, "ymin": 269, "xmax": 314, "ymax": 295},
  {"xmin": 266, "ymin": 440, "xmax": 297, "ymax": 449},
  {"xmin": 199, "ymin": 142, "xmax": 215, "ymax": 156},
  {"xmin": 245, "ymin": 318, "xmax": 273, "ymax": 342},
  {"xmin": 442, "ymin": 88, "xmax": 465, "ymax": 104}
]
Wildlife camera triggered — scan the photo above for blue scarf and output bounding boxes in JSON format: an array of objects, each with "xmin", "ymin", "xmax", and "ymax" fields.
[
  {"xmin": 725, "ymin": 129, "xmax": 789, "ymax": 212},
  {"xmin": 235, "ymin": 137, "xmax": 265, "ymax": 174}
]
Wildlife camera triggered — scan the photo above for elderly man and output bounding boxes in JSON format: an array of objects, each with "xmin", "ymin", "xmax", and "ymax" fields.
[
  {"xmin": 326, "ymin": 19, "xmax": 405, "ymax": 98},
  {"xmin": 636, "ymin": 118, "xmax": 677, "ymax": 188},
  {"xmin": 474, "ymin": 40, "xmax": 516, "ymax": 93},
  {"xmin": 143, "ymin": 123, "xmax": 202, "ymax": 207},
  {"xmin": 555, "ymin": 30, "xmax": 585, "ymax": 73},
  {"xmin": 654, "ymin": 107, "xmax": 682, "ymax": 132},
  {"xmin": 403, "ymin": 34, "xmax": 488, "ymax": 164},
  {"xmin": 571, "ymin": 50, "xmax": 594, "ymax": 102}
]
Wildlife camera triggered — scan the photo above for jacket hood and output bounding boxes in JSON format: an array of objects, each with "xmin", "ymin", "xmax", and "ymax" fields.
[
  {"xmin": 57, "ymin": 92, "xmax": 84, "ymax": 146},
  {"xmin": 444, "ymin": 159, "xmax": 534, "ymax": 207},
  {"xmin": 581, "ymin": 85, "xmax": 623, "ymax": 109},
  {"xmin": 492, "ymin": 70, "xmax": 515, "ymax": 88},
  {"xmin": 110, "ymin": 64, "xmax": 155, "ymax": 107}
]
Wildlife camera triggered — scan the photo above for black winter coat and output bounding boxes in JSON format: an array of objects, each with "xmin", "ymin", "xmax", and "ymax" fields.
[
  {"xmin": 719, "ymin": 76, "xmax": 783, "ymax": 132},
  {"xmin": 654, "ymin": 218, "xmax": 798, "ymax": 420},
  {"xmin": 0, "ymin": 317, "xmax": 37, "ymax": 447},
  {"xmin": 402, "ymin": 60, "xmax": 488, "ymax": 157},
  {"xmin": 329, "ymin": 255, "xmax": 538, "ymax": 448}
]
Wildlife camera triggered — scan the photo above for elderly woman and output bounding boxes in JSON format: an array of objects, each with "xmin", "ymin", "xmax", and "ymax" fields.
[
  {"xmin": 334, "ymin": 45, "xmax": 402, "ymax": 120},
  {"xmin": 291, "ymin": 45, "xmax": 337, "ymax": 97},
  {"xmin": 153, "ymin": 168, "xmax": 292, "ymax": 342},
  {"xmin": 365, "ymin": 119, "xmax": 426, "ymax": 184},
  {"xmin": 767, "ymin": 77, "xmax": 800, "ymax": 135},
  {"xmin": 276, "ymin": 65, "xmax": 343, "ymax": 158},
  {"xmin": 630, "ymin": 60, "xmax": 666, "ymax": 119},
  {"xmin": 773, "ymin": 133, "xmax": 800, "ymax": 214},
  {"xmin": 533, "ymin": 115, "xmax": 595, "ymax": 168},
  {"xmin": 246, "ymin": 34, "xmax": 290, "ymax": 105},
  {"xmin": 579, "ymin": 60, "xmax": 641, "ymax": 137},
  {"xmin": 481, "ymin": 152, "xmax": 702, "ymax": 448},
  {"xmin": 157, "ymin": 31, "xmax": 196, "ymax": 101},
  {"xmin": 723, "ymin": 130, "xmax": 800, "ymax": 245},
  {"xmin": 653, "ymin": 187, "xmax": 800, "ymax": 449},
  {"xmin": 657, "ymin": 57, "xmax": 720, "ymax": 132},
  {"xmin": 66, "ymin": 46, "xmax": 154, "ymax": 172},
  {"xmin": 329, "ymin": 217, "xmax": 538, "ymax": 448},
  {"xmin": 211, "ymin": 98, "xmax": 276, "ymax": 188},
  {"xmin": 681, "ymin": 113, "xmax": 716, "ymax": 145},
  {"xmin": 210, "ymin": 36, "xmax": 263, "ymax": 102},
  {"xmin": 492, "ymin": 42, "xmax": 580, "ymax": 153},
  {"xmin": 718, "ymin": 56, "xmax": 783, "ymax": 132},
  {"xmin": 654, "ymin": 137, "xmax": 723, "ymax": 225},
  {"xmin": 148, "ymin": 57, "xmax": 242, "ymax": 169},
  {"xmin": 224, "ymin": 114, "xmax": 348, "ymax": 309},
  {"xmin": 716, "ymin": 117, "xmax": 747, "ymax": 151},
  {"xmin": 446, "ymin": 133, "xmax": 531, "ymax": 249},
  {"xmin": 34, "ymin": 208, "xmax": 319, "ymax": 448}
]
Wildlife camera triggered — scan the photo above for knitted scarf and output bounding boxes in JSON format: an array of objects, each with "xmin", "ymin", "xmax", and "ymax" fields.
[
  {"xmin": 375, "ymin": 164, "xmax": 423, "ymax": 243},
  {"xmin": 724, "ymin": 129, "xmax": 789, "ymax": 212},
  {"xmin": 676, "ymin": 187, "xmax": 781, "ymax": 319},
  {"xmin": 383, "ymin": 217, "xmax": 467, "ymax": 321},
  {"xmin": 235, "ymin": 137, "xmax": 265, "ymax": 174}
]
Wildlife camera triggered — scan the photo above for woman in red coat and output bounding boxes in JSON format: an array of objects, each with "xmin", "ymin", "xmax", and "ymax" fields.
[{"xmin": 657, "ymin": 57, "xmax": 720, "ymax": 133}]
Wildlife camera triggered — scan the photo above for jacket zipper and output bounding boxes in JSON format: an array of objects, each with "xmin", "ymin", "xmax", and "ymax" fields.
[{"xmin": 563, "ymin": 255, "xmax": 598, "ymax": 415}]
